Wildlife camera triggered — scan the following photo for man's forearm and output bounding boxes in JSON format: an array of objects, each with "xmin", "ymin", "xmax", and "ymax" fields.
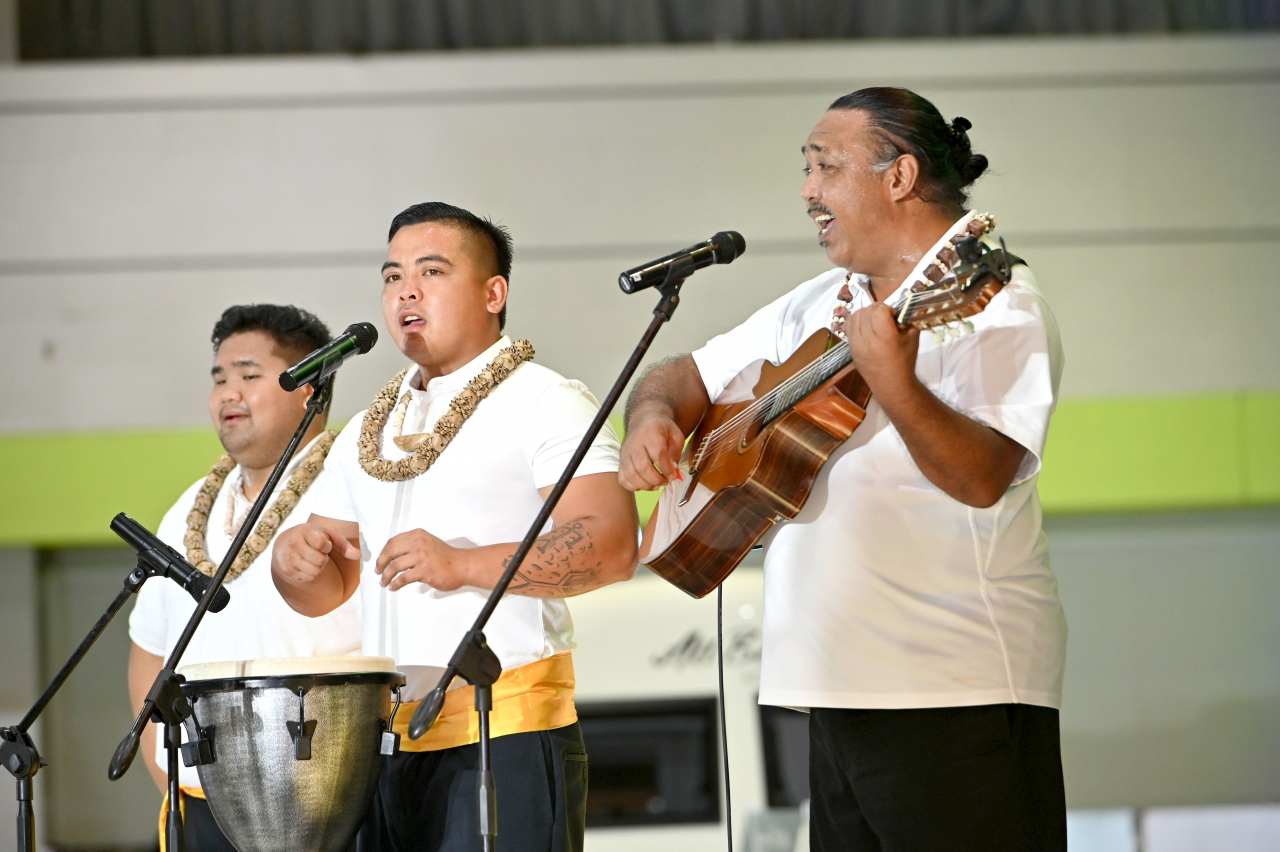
[
  {"xmin": 460, "ymin": 518, "xmax": 636, "ymax": 598},
  {"xmin": 624, "ymin": 355, "xmax": 711, "ymax": 435},
  {"xmin": 874, "ymin": 376, "xmax": 1025, "ymax": 508}
]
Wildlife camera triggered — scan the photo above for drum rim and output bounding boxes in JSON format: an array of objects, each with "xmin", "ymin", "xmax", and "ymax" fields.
[{"xmin": 179, "ymin": 670, "xmax": 407, "ymax": 696}]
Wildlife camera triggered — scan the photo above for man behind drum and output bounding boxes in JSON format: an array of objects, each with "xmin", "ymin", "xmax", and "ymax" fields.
[
  {"xmin": 272, "ymin": 201, "xmax": 639, "ymax": 851},
  {"xmin": 128, "ymin": 304, "xmax": 363, "ymax": 849}
]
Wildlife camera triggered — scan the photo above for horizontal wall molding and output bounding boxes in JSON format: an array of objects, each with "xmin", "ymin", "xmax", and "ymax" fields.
[
  {"xmin": 1, "ymin": 393, "xmax": 1276, "ymax": 547},
  {"xmin": 2, "ymin": 228, "xmax": 1277, "ymax": 277}
]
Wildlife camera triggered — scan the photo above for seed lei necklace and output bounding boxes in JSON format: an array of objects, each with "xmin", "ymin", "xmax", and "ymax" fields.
[
  {"xmin": 829, "ymin": 212, "xmax": 996, "ymax": 340},
  {"xmin": 184, "ymin": 429, "xmax": 338, "ymax": 581},
  {"xmin": 358, "ymin": 339, "xmax": 535, "ymax": 482}
]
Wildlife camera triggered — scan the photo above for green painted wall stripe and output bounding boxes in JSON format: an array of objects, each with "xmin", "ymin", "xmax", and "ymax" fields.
[{"xmin": 1, "ymin": 393, "xmax": 1276, "ymax": 547}]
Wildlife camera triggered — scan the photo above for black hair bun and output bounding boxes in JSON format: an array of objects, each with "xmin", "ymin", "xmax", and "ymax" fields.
[
  {"xmin": 960, "ymin": 153, "xmax": 989, "ymax": 183},
  {"xmin": 951, "ymin": 116, "xmax": 973, "ymax": 133}
]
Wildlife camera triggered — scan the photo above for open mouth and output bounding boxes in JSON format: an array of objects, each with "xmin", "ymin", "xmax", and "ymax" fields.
[
  {"xmin": 814, "ymin": 213, "xmax": 835, "ymax": 237},
  {"xmin": 400, "ymin": 313, "xmax": 425, "ymax": 331},
  {"xmin": 222, "ymin": 411, "xmax": 248, "ymax": 426}
]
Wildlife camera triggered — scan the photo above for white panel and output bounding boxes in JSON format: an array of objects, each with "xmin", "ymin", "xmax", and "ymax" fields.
[
  {"xmin": 1143, "ymin": 805, "xmax": 1280, "ymax": 852},
  {"xmin": 1067, "ymin": 809, "xmax": 1137, "ymax": 852},
  {"xmin": 1049, "ymin": 510, "xmax": 1280, "ymax": 808}
]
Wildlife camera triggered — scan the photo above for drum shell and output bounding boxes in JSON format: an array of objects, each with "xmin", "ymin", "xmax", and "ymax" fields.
[{"xmin": 183, "ymin": 672, "xmax": 403, "ymax": 852}]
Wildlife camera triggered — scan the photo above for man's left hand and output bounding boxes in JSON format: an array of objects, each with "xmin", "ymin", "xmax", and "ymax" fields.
[
  {"xmin": 375, "ymin": 529, "xmax": 469, "ymax": 592},
  {"xmin": 847, "ymin": 302, "xmax": 920, "ymax": 395}
]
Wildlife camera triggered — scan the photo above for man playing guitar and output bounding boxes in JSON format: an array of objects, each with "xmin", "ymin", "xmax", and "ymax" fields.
[{"xmin": 620, "ymin": 88, "xmax": 1068, "ymax": 852}]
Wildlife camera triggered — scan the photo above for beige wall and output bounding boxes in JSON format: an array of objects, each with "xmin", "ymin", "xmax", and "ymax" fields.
[{"xmin": 1, "ymin": 33, "xmax": 1277, "ymax": 435}]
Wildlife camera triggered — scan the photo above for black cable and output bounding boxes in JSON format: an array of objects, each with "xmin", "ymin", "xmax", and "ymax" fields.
[{"xmin": 717, "ymin": 585, "xmax": 734, "ymax": 852}]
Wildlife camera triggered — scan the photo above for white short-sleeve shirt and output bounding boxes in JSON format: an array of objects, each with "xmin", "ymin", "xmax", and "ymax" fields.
[
  {"xmin": 128, "ymin": 432, "xmax": 363, "ymax": 787},
  {"xmin": 309, "ymin": 336, "xmax": 621, "ymax": 692},
  {"xmin": 692, "ymin": 213, "xmax": 1068, "ymax": 711}
]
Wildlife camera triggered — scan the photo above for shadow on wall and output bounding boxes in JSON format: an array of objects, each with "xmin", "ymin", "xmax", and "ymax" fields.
[{"xmin": 1063, "ymin": 695, "xmax": 1280, "ymax": 808}]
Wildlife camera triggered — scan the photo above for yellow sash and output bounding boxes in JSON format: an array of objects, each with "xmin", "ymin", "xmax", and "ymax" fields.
[{"xmin": 394, "ymin": 652, "xmax": 577, "ymax": 752}]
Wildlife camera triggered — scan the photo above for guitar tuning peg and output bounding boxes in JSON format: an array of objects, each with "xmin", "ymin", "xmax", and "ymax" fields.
[
  {"xmin": 946, "ymin": 323, "xmax": 961, "ymax": 338},
  {"xmin": 963, "ymin": 320, "xmax": 975, "ymax": 335},
  {"xmin": 931, "ymin": 327, "xmax": 946, "ymax": 344}
]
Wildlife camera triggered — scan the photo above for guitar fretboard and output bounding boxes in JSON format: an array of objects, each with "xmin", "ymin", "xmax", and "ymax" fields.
[{"xmin": 762, "ymin": 344, "xmax": 851, "ymax": 425}]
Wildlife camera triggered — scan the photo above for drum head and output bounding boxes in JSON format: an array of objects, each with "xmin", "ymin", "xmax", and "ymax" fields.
[{"xmin": 179, "ymin": 655, "xmax": 397, "ymax": 682}]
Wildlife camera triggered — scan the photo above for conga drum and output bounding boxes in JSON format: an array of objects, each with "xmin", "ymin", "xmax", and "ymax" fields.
[{"xmin": 178, "ymin": 656, "xmax": 406, "ymax": 852}]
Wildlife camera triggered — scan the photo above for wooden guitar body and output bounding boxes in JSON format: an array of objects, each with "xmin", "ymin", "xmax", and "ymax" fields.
[{"xmin": 640, "ymin": 330, "xmax": 871, "ymax": 598}]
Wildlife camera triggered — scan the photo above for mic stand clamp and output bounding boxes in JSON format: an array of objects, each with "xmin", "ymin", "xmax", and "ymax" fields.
[
  {"xmin": 446, "ymin": 631, "xmax": 503, "ymax": 849},
  {"xmin": 146, "ymin": 670, "xmax": 194, "ymax": 852},
  {"xmin": 1, "ymin": 728, "xmax": 42, "ymax": 852},
  {"xmin": 407, "ymin": 277, "xmax": 688, "ymax": 851}
]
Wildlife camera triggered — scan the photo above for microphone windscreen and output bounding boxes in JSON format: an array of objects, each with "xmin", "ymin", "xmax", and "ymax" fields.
[
  {"xmin": 188, "ymin": 570, "xmax": 231, "ymax": 613},
  {"xmin": 346, "ymin": 322, "xmax": 379, "ymax": 354},
  {"xmin": 714, "ymin": 231, "xmax": 746, "ymax": 263}
]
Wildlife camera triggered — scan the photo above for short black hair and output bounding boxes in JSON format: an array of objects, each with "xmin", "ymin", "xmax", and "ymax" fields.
[
  {"xmin": 387, "ymin": 202, "xmax": 513, "ymax": 330},
  {"xmin": 211, "ymin": 304, "xmax": 331, "ymax": 363},
  {"xmin": 828, "ymin": 87, "xmax": 989, "ymax": 217}
]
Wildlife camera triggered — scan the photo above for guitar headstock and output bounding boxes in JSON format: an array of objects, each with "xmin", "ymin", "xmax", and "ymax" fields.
[{"xmin": 893, "ymin": 235, "xmax": 1018, "ymax": 343}]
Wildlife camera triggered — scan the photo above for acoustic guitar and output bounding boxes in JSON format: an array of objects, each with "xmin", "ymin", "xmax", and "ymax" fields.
[{"xmin": 639, "ymin": 232, "xmax": 1024, "ymax": 598}]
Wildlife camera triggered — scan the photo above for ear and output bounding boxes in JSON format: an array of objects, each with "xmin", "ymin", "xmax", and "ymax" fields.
[
  {"xmin": 884, "ymin": 154, "xmax": 921, "ymax": 203},
  {"xmin": 485, "ymin": 275, "xmax": 509, "ymax": 319}
]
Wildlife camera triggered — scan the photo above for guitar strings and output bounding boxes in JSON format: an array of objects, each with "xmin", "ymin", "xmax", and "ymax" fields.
[{"xmin": 691, "ymin": 279, "xmax": 981, "ymax": 475}]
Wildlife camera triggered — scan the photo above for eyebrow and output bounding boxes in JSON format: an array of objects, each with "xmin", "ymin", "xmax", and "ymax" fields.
[
  {"xmin": 381, "ymin": 254, "xmax": 454, "ymax": 273},
  {"xmin": 802, "ymin": 143, "xmax": 826, "ymax": 154},
  {"xmin": 211, "ymin": 359, "xmax": 261, "ymax": 376}
]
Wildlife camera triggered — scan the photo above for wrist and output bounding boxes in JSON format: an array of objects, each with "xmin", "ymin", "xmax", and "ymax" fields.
[{"xmin": 626, "ymin": 403, "xmax": 678, "ymax": 432}]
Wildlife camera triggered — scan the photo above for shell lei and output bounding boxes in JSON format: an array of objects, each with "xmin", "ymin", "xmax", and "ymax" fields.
[
  {"xmin": 831, "ymin": 212, "xmax": 996, "ymax": 340},
  {"xmin": 358, "ymin": 339, "xmax": 535, "ymax": 483},
  {"xmin": 184, "ymin": 429, "xmax": 338, "ymax": 580}
]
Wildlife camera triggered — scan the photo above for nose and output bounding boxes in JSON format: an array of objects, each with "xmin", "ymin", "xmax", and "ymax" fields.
[
  {"xmin": 395, "ymin": 276, "xmax": 422, "ymax": 303},
  {"xmin": 801, "ymin": 170, "xmax": 820, "ymax": 204}
]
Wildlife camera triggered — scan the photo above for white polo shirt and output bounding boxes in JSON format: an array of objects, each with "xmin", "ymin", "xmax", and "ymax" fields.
[
  {"xmin": 692, "ymin": 213, "xmax": 1067, "ymax": 711},
  {"xmin": 128, "ymin": 432, "xmax": 363, "ymax": 787},
  {"xmin": 309, "ymin": 336, "xmax": 621, "ymax": 695}
]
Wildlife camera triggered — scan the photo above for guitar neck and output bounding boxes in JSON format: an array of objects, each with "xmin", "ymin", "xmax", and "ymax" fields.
[{"xmin": 761, "ymin": 342, "xmax": 852, "ymax": 426}]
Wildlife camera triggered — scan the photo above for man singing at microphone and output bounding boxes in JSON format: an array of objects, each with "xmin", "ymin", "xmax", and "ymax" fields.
[
  {"xmin": 127, "ymin": 304, "xmax": 363, "ymax": 849},
  {"xmin": 272, "ymin": 202, "xmax": 639, "ymax": 851},
  {"xmin": 621, "ymin": 88, "xmax": 1067, "ymax": 851}
]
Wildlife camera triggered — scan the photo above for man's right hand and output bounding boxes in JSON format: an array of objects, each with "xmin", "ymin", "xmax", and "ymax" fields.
[
  {"xmin": 619, "ymin": 414, "xmax": 686, "ymax": 492},
  {"xmin": 272, "ymin": 522, "xmax": 360, "ymax": 585}
]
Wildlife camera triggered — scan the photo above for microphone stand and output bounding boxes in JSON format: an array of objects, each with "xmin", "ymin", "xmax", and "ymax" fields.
[
  {"xmin": 406, "ymin": 278, "xmax": 687, "ymax": 851},
  {"xmin": 2, "ymin": 548, "xmax": 200, "ymax": 850},
  {"xmin": 106, "ymin": 375, "xmax": 335, "ymax": 852}
]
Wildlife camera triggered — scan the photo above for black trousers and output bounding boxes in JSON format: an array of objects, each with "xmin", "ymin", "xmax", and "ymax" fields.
[
  {"xmin": 162, "ymin": 795, "xmax": 238, "ymax": 852},
  {"xmin": 809, "ymin": 703, "xmax": 1066, "ymax": 852},
  {"xmin": 358, "ymin": 723, "xmax": 588, "ymax": 852}
]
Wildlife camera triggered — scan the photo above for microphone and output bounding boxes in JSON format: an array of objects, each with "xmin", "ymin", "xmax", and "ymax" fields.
[
  {"xmin": 279, "ymin": 322, "xmax": 379, "ymax": 392},
  {"xmin": 110, "ymin": 513, "xmax": 231, "ymax": 613},
  {"xmin": 618, "ymin": 231, "xmax": 746, "ymax": 294}
]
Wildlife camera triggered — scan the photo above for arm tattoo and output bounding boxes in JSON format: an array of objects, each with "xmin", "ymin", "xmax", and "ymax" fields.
[{"xmin": 504, "ymin": 521, "xmax": 602, "ymax": 596}]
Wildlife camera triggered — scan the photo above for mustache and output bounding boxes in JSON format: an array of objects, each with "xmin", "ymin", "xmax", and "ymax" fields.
[{"xmin": 807, "ymin": 203, "xmax": 833, "ymax": 217}]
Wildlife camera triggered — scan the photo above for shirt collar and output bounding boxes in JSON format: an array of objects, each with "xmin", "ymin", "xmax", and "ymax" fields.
[
  {"xmin": 847, "ymin": 211, "xmax": 978, "ymax": 304},
  {"xmin": 402, "ymin": 335, "xmax": 512, "ymax": 402}
]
